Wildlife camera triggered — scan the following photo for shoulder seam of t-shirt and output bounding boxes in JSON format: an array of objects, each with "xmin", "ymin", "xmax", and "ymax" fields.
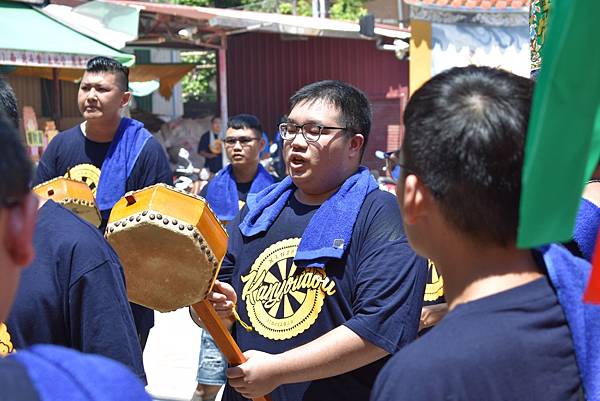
[
  {"xmin": 68, "ymin": 260, "xmax": 115, "ymax": 290},
  {"xmin": 42, "ymin": 203, "xmax": 116, "ymax": 283}
]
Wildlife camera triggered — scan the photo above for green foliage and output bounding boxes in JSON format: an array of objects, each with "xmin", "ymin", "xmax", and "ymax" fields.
[
  {"xmin": 277, "ymin": 0, "xmax": 312, "ymax": 16},
  {"xmin": 329, "ymin": 0, "xmax": 367, "ymax": 21},
  {"xmin": 180, "ymin": 52, "xmax": 217, "ymax": 103},
  {"xmin": 170, "ymin": 0, "xmax": 211, "ymax": 6},
  {"xmin": 244, "ymin": 0, "xmax": 366, "ymax": 20}
]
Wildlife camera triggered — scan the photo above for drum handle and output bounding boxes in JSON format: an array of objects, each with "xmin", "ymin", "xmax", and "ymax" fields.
[{"xmin": 192, "ymin": 300, "xmax": 272, "ymax": 401}]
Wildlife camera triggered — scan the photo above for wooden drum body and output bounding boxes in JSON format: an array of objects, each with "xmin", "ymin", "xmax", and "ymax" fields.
[
  {"xmin": 33, "ymin": 177, "xmax": 101, "ymax": 227},
  {"xmin": 105, "ymin": 184, "xmax": 227, "ymax": 313}
]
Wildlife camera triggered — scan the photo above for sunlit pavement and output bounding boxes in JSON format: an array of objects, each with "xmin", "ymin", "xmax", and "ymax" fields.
[{"xmin": 144, "ymin": 308, "xmax": 201, "ymax": 401}]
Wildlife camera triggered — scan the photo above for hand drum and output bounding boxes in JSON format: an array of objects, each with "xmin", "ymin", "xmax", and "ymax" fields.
[{"xmin": 33, "ymin": 177, "xmax": 101, "ymax": 227}]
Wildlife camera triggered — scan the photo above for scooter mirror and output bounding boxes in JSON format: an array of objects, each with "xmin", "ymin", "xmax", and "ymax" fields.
[{"xmin": 375, "ymin": 150, "xmax": 388, "ymax": 160}]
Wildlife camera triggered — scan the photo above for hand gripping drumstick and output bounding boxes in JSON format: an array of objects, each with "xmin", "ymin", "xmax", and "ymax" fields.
[{"xmin": 192, "ymin": 300, "xmax": 272, "ymax": 401}]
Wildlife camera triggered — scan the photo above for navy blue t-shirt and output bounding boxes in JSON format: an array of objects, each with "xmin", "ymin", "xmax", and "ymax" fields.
[
  {"xmin": 371, "ymin": 274, "xmax": 582, "ymax": 401},
  {"xmin": 197, "ymin": 130, "xmax": 223, "ymax": 173},
  {"xmin": 220, "ymin": 190, "xmax": 428, "ymax": 401},
  {"xmin": 32, "ymin": 122, "xmax": 173, "ymax": 337},
  {"xmin": 0, "ymin": 358, "xmax": 41, "ymax": 401},
  {"xmin": 6, "ymin": 200, "xmax": 146, "ymax": 382}
]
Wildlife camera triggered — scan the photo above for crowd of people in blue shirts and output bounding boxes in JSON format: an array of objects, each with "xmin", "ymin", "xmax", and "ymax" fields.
[{"xmin": 0, "ymin": 53, "xmax": 598, "ymax": 401}]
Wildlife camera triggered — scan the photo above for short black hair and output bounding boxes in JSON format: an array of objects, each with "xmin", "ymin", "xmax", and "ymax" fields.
[
  {"xmin": 289, "ymin": 80, "xmax": 371, "ymax": 155},
  {"xmin": 403, "ymin": 66, "xmax": 534, "ymax": 246},
  {"xmin": 0, "ymin": 112, "xmax": 32, "ymax": 208},
  {"xmin": 0, "ymin": 79, "xmax": 19, "ymax": 129},
  {"xmin": 85, "ymin": 56, "xmax": 129, "ymax": 91},
  {"xmin": 227, "ymin": 114, "xmax": 262, "ymax": 137},
  {"xmin": 211, "ymin": 116, "xmax": 221, "ymax": 123}
]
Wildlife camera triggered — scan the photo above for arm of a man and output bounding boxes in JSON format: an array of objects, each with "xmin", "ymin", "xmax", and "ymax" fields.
[{"xmin": 227, "ymin": 325, "xmax": 387, "ymax": 399}]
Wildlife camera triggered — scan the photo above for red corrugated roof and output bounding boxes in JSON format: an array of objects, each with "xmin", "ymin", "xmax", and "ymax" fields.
[{"xmin": 404, "ymin": 0, "xmax": 530, "ymax": 10}]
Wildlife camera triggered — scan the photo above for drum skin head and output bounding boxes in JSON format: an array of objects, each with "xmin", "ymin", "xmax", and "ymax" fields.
[
  {"xmin": 33, "ymin": 177, "xmax": 101, "ymax": 227},
  {"xmin": 106, "ymin": 184, "xmax": 228, "ymax": 312}
]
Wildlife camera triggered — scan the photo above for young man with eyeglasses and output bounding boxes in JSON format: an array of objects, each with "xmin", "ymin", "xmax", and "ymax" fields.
[
  {"xmin": 194, "ymin": 114, "xmax": 275, "ymax": 401},
  {"xmin": 372, "ymin": 66, "xmax": 589, "ymax": 401},
  {"xmin": 200, "ymin": 114, "xmax": 273, "ymax": 215},
  {"xmin": 0, "ymin": 113, "xmax": 150, "ymax": 401},
  {"xmin": 204, "ymin": 80, "xmax": 427, "ymax": 401}
]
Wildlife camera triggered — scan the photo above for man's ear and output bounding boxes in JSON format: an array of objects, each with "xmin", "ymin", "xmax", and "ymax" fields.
[
  {"xmin": 259, "ymin": 137, "xmax": 266, "ymax": 152},
  {"xmin": 348, "ymin": 134, "xmax": 364, "ymax": 158},
  {"xmin": 399, "ymin": 174, "xmax": 432, "ymax": 225},
  {"xmin": 5, "ymin": 194, "xmax": 38, "ymax": 267},
  {"xmin": 121, "ymin": 91, "xmax": 132, "ymax": 108}
]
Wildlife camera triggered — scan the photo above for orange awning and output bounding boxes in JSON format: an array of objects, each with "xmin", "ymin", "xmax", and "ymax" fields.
[{"xmin": 9, "ymin": 63, "xmax": 196, "ymax": 99}]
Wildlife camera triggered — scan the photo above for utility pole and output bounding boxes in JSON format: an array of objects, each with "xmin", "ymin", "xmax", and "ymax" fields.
[{"xmin": 312, "ymin": 0, "xmax": 326, "ymax": 17}]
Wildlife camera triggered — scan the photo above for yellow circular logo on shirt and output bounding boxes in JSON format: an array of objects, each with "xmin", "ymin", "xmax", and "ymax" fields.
[
  {"xmin": 241, "ymin": 238, "xmax": 337, "ymax": 340},
  {"xmin": 424, "ymin": 259, "xmax": 444, "ymax": 302},
  {"xmin": 0, "ymin": 323, "xmax": 14, "ymax": 356},
  {"xmin": 65, "ymin": 164, "xmax": 101, "ymax": 196}
]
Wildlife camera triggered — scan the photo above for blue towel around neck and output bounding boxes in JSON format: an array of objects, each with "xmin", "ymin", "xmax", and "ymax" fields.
[
  {"xmin": 543, "ymin": 244, "xmax": 600, "ymax": 401},
  {"xmin": 10, "ymin": 344, "xmax": 150, "ymax": 401},
  {"xmin": 240, "ymin": 166, "xmax": 379, "ymax": 268},
  {"xmin": 205, "ymin": 164, "xmax": 275, "ymax": 221},
  {"xmin": 96, "ymin": 117, "xmax": 151, "ymax": 215},
  {"xmin": 573, "ymin": 198, "xmax": 600, "ymax": 261}
]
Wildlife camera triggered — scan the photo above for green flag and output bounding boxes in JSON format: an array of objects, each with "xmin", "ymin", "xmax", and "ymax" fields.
[{"xmin": 517, "ymin": 0, "xmax": 600, "ymax": 248}]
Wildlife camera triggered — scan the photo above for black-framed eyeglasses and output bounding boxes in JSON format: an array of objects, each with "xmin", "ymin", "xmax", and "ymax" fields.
[
  {"xmin": 223, "ymin": 136, "xmax": 258, "ymax": 146},
  {"xmin": 278, "ymin": 122, "xmax": 348, "ymax": 142}
]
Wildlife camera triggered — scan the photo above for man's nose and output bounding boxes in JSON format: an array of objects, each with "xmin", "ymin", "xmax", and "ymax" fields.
[
  {"xmin": 88, "ymin": 88, "xmax": 98, "ymax": 99},
  {"xmin": 290, "ymin": 131, "xmax": 308, "ymax": 149},
  {"xmin": 233, "ymin": 140, "xmax": 243, "ymax": 150}
]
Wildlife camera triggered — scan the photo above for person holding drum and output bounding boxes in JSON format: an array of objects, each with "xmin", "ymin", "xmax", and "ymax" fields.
[
  {"xmin": 0, "ymin": 79, "xmax": 145, "ymax": 383},
  {"xmin": 205, "ymin": 80, "xmax": 428, "ymax": 401},
  {"xmin": 195, "ymin": 113, "xmax": 275, "ymax": 401},
  {"xmin": 32, "ymin": 56, "xmax": 172, "ymax": 350},
  {"xmin": 0, "ymin": 113, "xmax": 150, "ymax": 401}
]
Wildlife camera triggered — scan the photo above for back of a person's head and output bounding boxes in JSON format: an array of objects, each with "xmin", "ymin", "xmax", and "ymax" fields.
[
  {"xmin": 228, "ymin": 114, "xmax": 262, "ymax": 137},
  {"xmin": 0, "ymin": 79, "xmax": 19, "ymax": 130},
  {"xmin": 403, "ymin": 66, "xmax": 534, "ymax": 246},
  {"xmin": 85, "ymin": 56, "xmax": 129, "ymax": 91},
  {"xmin": 0, "ymin": 113, "xmax": 31, "ymax": 207}
]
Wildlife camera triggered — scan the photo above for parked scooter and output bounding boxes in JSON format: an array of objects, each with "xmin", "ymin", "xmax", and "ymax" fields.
[{"xmin": 260, "ymin": 142, "xmax": 285, "ymax": 179}]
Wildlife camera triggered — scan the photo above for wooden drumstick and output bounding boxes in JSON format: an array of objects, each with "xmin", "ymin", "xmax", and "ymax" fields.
[{"xmin": 192, "ymin": 300, "xmax": 272, "ymax": 401}]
